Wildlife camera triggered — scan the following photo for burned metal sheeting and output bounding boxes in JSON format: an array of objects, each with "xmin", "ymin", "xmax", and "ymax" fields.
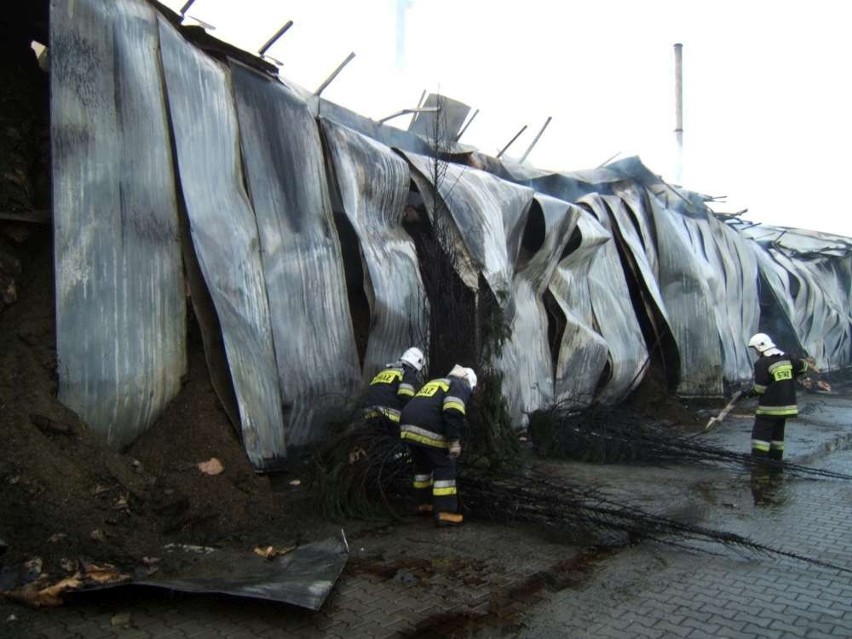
[
  {"xmin": 403, "ymin": 151, "xmax": 534, "ymax": 298},
  {"xmin": 647, "ymin": 190, "xmax": 758, "ymax": 395},
  {"xmin": 407, "ymin": 93, "xmax": 472, "ymax": 143},
  {"xmin": 594, "ymin": 192, "xmax": 680, "ymax": 392},
  {"xmin": 316, "ymin": 98, "xmax": 432, "ymax": 156},
  {"xmin": 404, "ymin": 152, "xmax": 558, "ymax": 425},
  {"xmin": 49, "ymin": 0, "xmax": 852, "ymax": 472},
  {"xmin": 0, "ymin": 535, "xmax": 348, "ymax": 611},
  {"xmin": 0, "ymin": 560, "xmax": 132, "ymax": 608},
  {"xmin": 477, "ymin": 156, "xmax": 769, "ymax": 395},
  {"xmin": 159, "ymin": 17, "xmax": 285, "ymax": 469},
  {"xmin": 230, "ymin": 64, "xmax": 361, "ymax": 447},
  {"xmin": 498, "ymin": 194, "xmax": 579, "ymax": 424},
  {"xmin": 572, "ymin": 196, "xmax": 648, "ymax": 403},
  {"xmin": 320, "ymin": 119, "xmax": 429, "ymax": 379},
  {"xmin": 136, "ymin": 533, "xmax": 349, "ymax": 611},
  {"xmin": 548, "ymin": 212, "xmax": 612, "ymax": 406},
  {"xmin": 730, "ymin": 222, "xmax": 852, "ymax": 372},
  {"xmin": 610, "ymin": 183, "xmax": 759, "ymax": 396},
  {"xmin": 51, "ymin": 0, "xmax": 186, "ymax": 449}
]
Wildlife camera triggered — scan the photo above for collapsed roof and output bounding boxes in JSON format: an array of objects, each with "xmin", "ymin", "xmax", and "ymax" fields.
[{"xmin": 49, "ymin": 0, "xmax": 852, "ymax": 469}]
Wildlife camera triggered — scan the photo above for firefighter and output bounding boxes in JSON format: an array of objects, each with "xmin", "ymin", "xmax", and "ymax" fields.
[
  {"xmin": 361, "ymin": 347, "xmax": 425, "ymax": 432},
  {"xmin": 399, "ymin": 365, "xmax": 476, "ymax": 527},
  {"xmin": 747, "ymin": 333, "xmax": 810, "ymax": 461}
]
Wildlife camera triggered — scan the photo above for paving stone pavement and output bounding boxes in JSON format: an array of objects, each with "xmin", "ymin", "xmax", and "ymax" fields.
[
  {"xmin": 516, "ymin": 391, "xmax": 852, "ymax": 639},
  {"xmin": 2, "ymin": 390, "xmax": 850, "ymax": 639},
  {"xmin": 516, "ymin": 447, "xmax": 852, "ymax": 639}
]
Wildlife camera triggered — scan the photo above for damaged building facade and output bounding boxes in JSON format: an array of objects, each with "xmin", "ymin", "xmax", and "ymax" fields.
[{"xmin": 47, "ymin": 0, "xmax": 852, "ymax": 471}]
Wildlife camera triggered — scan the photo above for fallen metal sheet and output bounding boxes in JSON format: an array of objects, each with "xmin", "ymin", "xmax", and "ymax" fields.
[
  {"xmin": 320, "ymin": 118, "xmax": 430, "ymax": 379},
  {"xmin": 498, "ymin": 194, "xmax": 579, "ymax": 423},
  {"xmin": 229, "ymin": 64, "xmax": 361, "ymax": 448},
  {"xmin": 1, "ymin": 561, "xmax": 132, "ymax": 608},
  {"xmin": 549, "ymin": 212, "xmax": 612, "ymax": 406},
  {"xmin": 136, "ymin": 533, "xmax": 349, "ymax": 611},
  {"xmin": 159, "ymin": 18, "xmax": 285, "ymax": 470},
  {"xmin": 51, "ymin": 0, "xmax": 186, "ymax": 449}
]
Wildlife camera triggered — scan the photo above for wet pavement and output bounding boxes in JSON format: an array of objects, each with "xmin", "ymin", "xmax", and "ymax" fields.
[
  {"xmin": 2, "ymin": 390, "xmax": 851, "ymax": 638},
  {"xmin": 519, "ymin": 450, "xmax": 852, "ymax": 638}
]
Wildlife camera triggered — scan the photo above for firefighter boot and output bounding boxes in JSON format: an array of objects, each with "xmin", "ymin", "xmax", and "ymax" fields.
[{"xmin": 435, "ymin": 511, "xmax": 464, "ymax": 528}]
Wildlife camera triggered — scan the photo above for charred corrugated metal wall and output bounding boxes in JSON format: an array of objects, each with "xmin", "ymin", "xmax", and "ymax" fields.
[{"xmin": 50, "ymin": 0, "xmax": 852, "ymax": 469}]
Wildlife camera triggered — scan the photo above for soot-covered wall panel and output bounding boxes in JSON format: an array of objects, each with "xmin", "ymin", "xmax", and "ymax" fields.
[
  {"xmin": 548, "ymin": 212, "xmax": 612, "ymax": 405},
  {"xmin": 644, "ymin": 196, "xmax": 724, "ymax": 397},
  {"xmin": 576, "ymin": 195, "xmax": 648, "ymax": 402},
  {"xmin": 51, "ymin": 0, "xmax": 186, "ymax": 449},
  {"xmin": 159, "ymin": 19, "xmax": 285, "ymax": 469},
  {"xmin": 498, "ymin": 194, "xmax": 579, "ymax": 424},
  {"xmin": 230, "ymin": 65, "xmax": 361, "ymax": 448},
  {"xmin": 320, "ymin": 119, "xmax": 429, "ymax": 379},
  {"xmin": 403, "ymin": 152, "xmax": 533, "ymax": 301}
]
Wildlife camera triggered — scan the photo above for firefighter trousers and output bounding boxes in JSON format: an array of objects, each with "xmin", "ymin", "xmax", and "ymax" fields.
[
  {"xmin": 408, "ymin": 442, "xmax": 463, "ymax": 526},
  {"xmin": 751, "ymin": 414, "xmax": 786, "ymax": 461}
]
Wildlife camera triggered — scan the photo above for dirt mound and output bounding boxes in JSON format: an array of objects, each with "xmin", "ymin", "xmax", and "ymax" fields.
[
  {"xmin": 0, "ymin": 229, "xmax": 318, "ymax": 598},
  {"xmin": 627, "ymin": 363, "xmax": 704, "ymax": 430}
]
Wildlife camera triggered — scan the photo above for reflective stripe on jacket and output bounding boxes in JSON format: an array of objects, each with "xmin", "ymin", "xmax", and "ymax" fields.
[
  {"xmin": 399, "ymin": 376, "xmax": 472, "ymax": 448},
  {"xmin": 362, "ymin": 361, "xmax": 420, "ymax": 416},
  {"xmin": 752, "ymin": 353, "xmax": 808, "ymax": 417}
]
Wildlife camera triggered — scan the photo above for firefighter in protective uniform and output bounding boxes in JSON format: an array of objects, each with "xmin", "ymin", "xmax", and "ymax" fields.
[
  {"xmin": 747, "ymin": 333, "xmax": 810, "ymax": 461},
  {"xmin": 399, "ymin": 365, "xmax": 476, "ymax": 527},
  {"xmin": 361, "ymin": 347, "xmax": 425, "ymax": 431}
]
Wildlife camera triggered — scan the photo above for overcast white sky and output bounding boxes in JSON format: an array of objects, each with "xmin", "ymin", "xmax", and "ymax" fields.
[{"xmin": 158, "ymin": 0, "xmax": 852, "ymax": 238}]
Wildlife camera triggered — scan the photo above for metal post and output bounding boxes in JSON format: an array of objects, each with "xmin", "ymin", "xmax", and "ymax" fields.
[
  {"xmin": 496, "ymin": 125, "xmax": 528, "ymax": 159},
  {"xmin": 258, "ymin": 21, "xmax": 293, "ymax": 57},
  {"xmin": 415, "ymin": 90, "xmax": 427, "ymax": 109},
  {"xmin": 179, "ymin": 0, "xmax": 196, "ymax": 16},
  {"xmin": 596, "ymin": 151, "xmax": 622, "ymax": 168},
  {"xmin": 314, "ymin": 52, "xmax": 356, "ymax": 97},
  {"xmin": 519, "ymin": 116, "xmax": 552, "ymax": 163},
  {"xmin": 674, "ymin": 43, "xmax": 684, "ymax": 185},
  {"xmin": 412, "ymin": 90, "xmax": 427, "ymax": 127},
  {"xmin": 378, "ymin": 107, "xmax": 440, "ymax": 125},
  {"xmin": 454, "ymin": 108, "xmax": 479, "ymax": 142}
]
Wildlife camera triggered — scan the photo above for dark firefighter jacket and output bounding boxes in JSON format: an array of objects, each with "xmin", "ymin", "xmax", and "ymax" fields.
[
  {"xmin": 752, "ymin": 353, "xmax": 809, "ymax": 417},
  {"xmin": 399, "ymin": 376, "xmax": 472, "ymax": 448},
  {"xmin": 362, "ymin": 361, "xmax": 419, "ymax": 423}
]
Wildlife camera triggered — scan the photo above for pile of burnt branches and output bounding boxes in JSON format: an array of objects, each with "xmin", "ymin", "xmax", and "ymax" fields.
[
  {"xmin": 309, "ymin": 424, "xmax": 851, "ymax": 574},
  {"xmin": 528, "ymin": 402, "xmax": 852, "ymax": 481},
  {"xmin": 310, "ymin": 419, "xmax": 411, "ymax": 521},
  {"xmin": 462, "ymin": 466, "xmax": 849, "ymax": 573}
]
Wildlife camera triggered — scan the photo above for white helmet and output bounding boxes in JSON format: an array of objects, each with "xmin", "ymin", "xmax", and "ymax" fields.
[
  {"xmin": 748, "ymin": 333, "xmax": 775, "ymax": 354},
  {"xmin": 400, "ymin": 347, "xmax": 425, "ymax": 371},
  {"xmin": 465, "ymin": 367, "xmax": 477, "ymax": 390},
  {"xmin": 448, "ymin": 364, "xmax": 477, "ymax": 390}
]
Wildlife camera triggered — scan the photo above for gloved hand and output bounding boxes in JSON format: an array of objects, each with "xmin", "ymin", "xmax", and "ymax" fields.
[{"xmin": 447, "ymin": 440, "xmax": 462, "ymax": 460}]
